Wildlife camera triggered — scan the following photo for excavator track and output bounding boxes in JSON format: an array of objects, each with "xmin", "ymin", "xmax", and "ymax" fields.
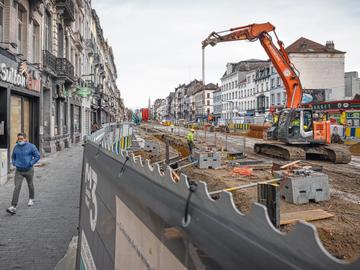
[
  {"xmin": 254, "ymin": 143, "xmax": 352, "ymax": 164},
  {"xmin": 324, "ymin": 145, "xmax": 352, "ymax": 164},
  {"xmin": 254, "ymin": 143, "xmax": 306, "ymax": 161}
]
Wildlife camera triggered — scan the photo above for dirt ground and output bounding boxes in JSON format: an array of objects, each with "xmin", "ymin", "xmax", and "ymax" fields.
[
  {"xmin": 135, "ymin": 125, "xmax": 360, "ymax": 262},
  {"xmin": 349, "ymin": 142, "xmax": 360, "ymax": 155}
]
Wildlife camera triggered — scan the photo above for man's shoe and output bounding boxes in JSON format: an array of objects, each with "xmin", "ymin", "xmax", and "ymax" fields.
[
  {"xmin": 6, "ymin": 206, "xmax": 16, "ymax": 215},
  {"xmin": 27, "ymin": 199, "xmax": 34, "ymax": 207}
]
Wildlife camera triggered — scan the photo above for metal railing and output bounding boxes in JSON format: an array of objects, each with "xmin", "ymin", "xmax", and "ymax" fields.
[
  {"xmin": 56, "ymin": 57, "xmax": 74, "ymax": 81},
  {"xmin": 42, "ymin": 50, "xmax": 57, "ymax": 74},
  {"xmin": 55, "ymin": 0, "xmax": 75, "ymax": 23}
]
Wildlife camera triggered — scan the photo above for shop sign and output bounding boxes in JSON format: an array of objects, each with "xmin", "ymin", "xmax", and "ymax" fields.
[
  {"xmin": 312, "ymin": 101, "xmax": 360, "ymax": 111},
  {"xmin": 0, "ymin": 63, "xmax": 26, "ymax": 87},
  {"xmin": 76, "ymin": 87, "xmax": 92, "ymax": 97},
  {"xmin": 0, "ymin": 61, "xmax": 41, "ymax": 92}
]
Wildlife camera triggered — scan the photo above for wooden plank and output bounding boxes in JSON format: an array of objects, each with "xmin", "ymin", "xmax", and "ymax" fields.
[
  {"xmin": 280, "ymin": 209, "xmax": 334, "ymax": 225},
  {"xmin": 280, "ymin": 160, "xmax": 301, "ymax": 169}
]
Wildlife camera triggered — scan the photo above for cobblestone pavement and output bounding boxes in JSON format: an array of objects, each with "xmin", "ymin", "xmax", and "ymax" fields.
[{"xmin": 0, "ymin": 144, "xmax": 83, "ymax": 270}]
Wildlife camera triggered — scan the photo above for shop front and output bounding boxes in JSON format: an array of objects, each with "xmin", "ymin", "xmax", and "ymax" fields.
[{"xmin": 0, "ymin": 48, "xmax": 41, "ymax": 164}]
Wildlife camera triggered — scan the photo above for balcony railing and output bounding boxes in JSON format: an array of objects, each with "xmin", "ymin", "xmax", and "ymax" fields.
[
  {"xmin": 56, "ymin": 57, "xmax": 74, "ymax": 82},
  {"xmin": 43, "ymin": 50, "xmax": 57, "ymax": 74},
  {"xmin": 55, "ymin": 0, "xmax": 75, "ymax": 24}
]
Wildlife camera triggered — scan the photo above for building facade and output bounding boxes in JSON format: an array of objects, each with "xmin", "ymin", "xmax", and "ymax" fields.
[
  {"xmin": 345, "ymin": 71, "xmax": 360, "ymax": 99},
  {"xmin": 0, "ymin": 0, "xmax": 124, "ymax": 160},
  {"xmin": 286, "ymin": 37, "xmax": 346, "ymax": 101}
]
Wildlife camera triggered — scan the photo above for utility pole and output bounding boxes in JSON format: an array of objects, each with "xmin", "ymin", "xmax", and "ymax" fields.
[{"xmin": 202, "ymin": 48, "xmax": 205, "ymax": 86}]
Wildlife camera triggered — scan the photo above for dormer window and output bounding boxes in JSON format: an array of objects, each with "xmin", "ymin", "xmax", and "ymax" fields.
[{"xmin": 226, "ymin": 63, "xmax": 232, "ymax": 75}]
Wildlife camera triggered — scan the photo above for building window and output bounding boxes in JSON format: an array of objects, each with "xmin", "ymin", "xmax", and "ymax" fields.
[
  {"xmin": 271, "ymin": 78, "xmax": 275, "ymax": 89},
  {"xmin": 44, "ymin": 10, "xmax": 52, "ymax": 51},
  {"xmin": 277, "ymin": 93, "xmax": 281, "ymax": 105},
  {"xmin": 235, "ymin": 80, "xmax": 238, "ymax": 88},
  {"xmin": 207, "ymin": 100, "xmax": 210, "ymax": 106},
  {"xmin": 277, "ymin": 77, "xmax": 280, "ymax": 86},
  {"xmin": 266, "ymin": 97, "xmax": 269, "ymax": 108},
  {"xmin": 283, "ymin": 91, "xmax": 286, "ymax": 104},
  {"xmin": 32, "ymin": 22, "xmax": 40, "ymax": 62},
  {"xmin": 271, "ymin": 94, "xmax": 275, "ymax": 105},
  {"xmin": 207, "ymin": 93, "xmax": 210, "ymax": 98},
  {"xmin": 252, "ymin": 74, "xmax": 255, "ymax": 81},
  {"xmin": 17, "ymin": 6, "xmax": 25, "ymax": 54},
  {"xmin": 261, "ymin": 83, "xmax": 264, "ymax": 92}
]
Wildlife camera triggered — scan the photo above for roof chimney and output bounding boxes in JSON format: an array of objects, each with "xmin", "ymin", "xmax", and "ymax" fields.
[{"xmin": 326, "ymin": 41, "xmax": 334, "ymax": 51}]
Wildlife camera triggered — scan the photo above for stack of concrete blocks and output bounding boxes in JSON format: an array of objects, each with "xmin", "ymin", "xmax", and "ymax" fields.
[
  {"xmin": 144, "ymin": 141, "xmax": 160, "ymax": 156},
  {"xmin": 0, "ymin": 149, "xmax": 8, "ymax": 185},
  {"xmin": 194, "ymin": 150, "xmax": 221, "ymax": 169},
  {"xmin": 274, "ymin": 170, "xmax": 330, "ymax": 204}
]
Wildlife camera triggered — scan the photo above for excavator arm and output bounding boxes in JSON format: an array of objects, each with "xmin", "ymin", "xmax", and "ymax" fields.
[{"xmin": 202, "ymin": 23, "xmax": 303, "ymax": 109}]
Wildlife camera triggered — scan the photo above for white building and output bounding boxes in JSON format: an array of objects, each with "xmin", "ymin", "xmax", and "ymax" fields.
[
  {"xmin": 269, "ymin": 64, "xmax": 286, "ymax": 108},
  {"xmin": 220, "ymin": 60, "xmax": 268, "ymax": 122},
  {"xmin": 345, "ymin": 72, "xmax": 360, "ymax": 99},
  {"xmin": 286, "ymin": 37, "xmax": 346, "ymax": 101}
]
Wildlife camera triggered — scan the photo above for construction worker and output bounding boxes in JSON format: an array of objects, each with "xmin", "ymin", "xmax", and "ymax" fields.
[
  {"xmin": 187, "ymin": 128, "xmax": 195, "ymax": 160},
  {"xmin": 273, "ymin": 113, "xmax": 279, "ymax": 125}
]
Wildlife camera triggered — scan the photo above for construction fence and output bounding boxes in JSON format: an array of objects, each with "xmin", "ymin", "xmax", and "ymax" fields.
[{"xmin": 76, "ymin": 123, "xmax": 359, "ymax": 270}]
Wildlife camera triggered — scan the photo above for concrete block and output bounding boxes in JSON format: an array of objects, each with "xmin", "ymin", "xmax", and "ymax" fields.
[
  {"xmin": 194, "ymin": 151, "xmax": 221, "ymax": 169},
  {"xmin": 275, "ymin": 170, "xmax": 330, "ymax": 204},
  {"xmin": 144, "ymin": 141, "xmax": 160, "ymax": 156}
]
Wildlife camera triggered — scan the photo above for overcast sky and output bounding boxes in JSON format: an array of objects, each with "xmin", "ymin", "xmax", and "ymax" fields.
[{"xmin": 92, "ymin": 0, "xmax": 360, "ymax": 109}]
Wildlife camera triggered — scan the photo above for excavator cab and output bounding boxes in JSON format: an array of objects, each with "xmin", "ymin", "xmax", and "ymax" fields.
[
  {"xmin": 273, "ymin": 108, "xmax": 331, "ymax": 144},
  {"xmin": 274, "ymin": 109, "xmax": 314, "ymax": 144}
]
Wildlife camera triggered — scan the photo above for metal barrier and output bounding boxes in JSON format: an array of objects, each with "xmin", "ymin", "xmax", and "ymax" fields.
[
  {"xmin": 77, "ymin": 123, "xmax": 359, "ymax": 270},
  {"xmin": 345, "ymin": 127, "xmax": 360, "ymax": 138}
]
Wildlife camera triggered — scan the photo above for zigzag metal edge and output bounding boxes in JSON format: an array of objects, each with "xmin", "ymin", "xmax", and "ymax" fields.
[{"xmin": 87, "ymin": 137, "xmax": 360, "ymax": 269}]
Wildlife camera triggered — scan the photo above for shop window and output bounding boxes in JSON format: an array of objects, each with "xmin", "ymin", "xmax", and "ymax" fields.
[{"xmin": 10, "ymin": 95, "xmax": 31, "ymax": 154}]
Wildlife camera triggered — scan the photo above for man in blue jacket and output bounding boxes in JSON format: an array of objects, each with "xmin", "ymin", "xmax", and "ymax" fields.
[{"xmin": 6, "ymin": 133, "xmax": 40, "ymax": 215}]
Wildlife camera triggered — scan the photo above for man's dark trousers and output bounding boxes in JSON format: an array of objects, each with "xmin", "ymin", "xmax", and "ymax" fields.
[{"xmin": 11, "ymin": 167, "xmax": 34, "ymax": 207}]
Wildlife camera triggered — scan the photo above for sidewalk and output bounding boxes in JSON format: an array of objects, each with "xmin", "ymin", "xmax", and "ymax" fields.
[{"xmin": 0, "ymin": 144, "xmax": 83, "ymax": 270}]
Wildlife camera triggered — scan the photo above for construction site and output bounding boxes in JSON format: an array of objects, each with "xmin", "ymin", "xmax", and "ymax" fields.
[
  {"xmin": 133, "ymin": 123, "xmax": 360, "ymax": 262},
  {"xmin": 76, "ymin": 22, "xmax": 360, "ymax": 270}
]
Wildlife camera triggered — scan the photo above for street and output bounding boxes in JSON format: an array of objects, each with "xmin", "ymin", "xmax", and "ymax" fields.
[{"xmin": 0, "ymin": 145, "xmax": 83, "ymax": 270}]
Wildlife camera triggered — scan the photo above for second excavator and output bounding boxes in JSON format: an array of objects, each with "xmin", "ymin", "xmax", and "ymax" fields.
[{"xmin": 202, "ymin": 22, "xmax": 351, "ymax": 163}]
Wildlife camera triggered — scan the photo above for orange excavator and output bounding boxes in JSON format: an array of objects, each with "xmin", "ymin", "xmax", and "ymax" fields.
[{"xmin": 202, "ymin": 23, "xmax": 351, "ymax": 163}]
